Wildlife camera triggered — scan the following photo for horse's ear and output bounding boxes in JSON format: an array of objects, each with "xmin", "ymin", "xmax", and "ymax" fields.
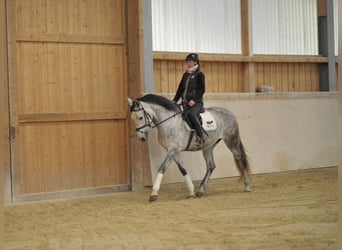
[{"xmin": 127, "ymin": 97, "xmax": 134, "ymax": 106}]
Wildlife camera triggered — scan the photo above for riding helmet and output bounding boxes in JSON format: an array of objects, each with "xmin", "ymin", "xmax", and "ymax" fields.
[{"xmin": 185, "ymin": 53, "xmax": 199, "ymax": 63}]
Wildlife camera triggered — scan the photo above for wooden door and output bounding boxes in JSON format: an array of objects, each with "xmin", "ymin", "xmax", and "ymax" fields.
[{"xmin": 7, "ymin": 0, "xmax": 130, "ymax": 202}]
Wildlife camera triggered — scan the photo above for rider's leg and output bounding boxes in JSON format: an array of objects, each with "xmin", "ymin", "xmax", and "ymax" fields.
[{"xmin": 188, "ymin": 104, "xmax": 205, "ymax": 144}]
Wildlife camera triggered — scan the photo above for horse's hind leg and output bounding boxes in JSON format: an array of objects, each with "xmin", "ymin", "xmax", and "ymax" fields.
[
  {"xmin": 173, "ymin": 153, "xmax": 195, "ymax": 198},
  {"xmin": 224, "ymin": 137, "xmax": 251, "ymax": 192},
  {"xmin": 197, "ymin": 147, "xmax": 216, "ymax": 197},
  {"xmin": 237, "ymin": 156, "xmax": 251, "ymax": 192}
]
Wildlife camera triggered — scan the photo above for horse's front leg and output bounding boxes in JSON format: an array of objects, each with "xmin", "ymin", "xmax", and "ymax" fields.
[
  {"xmin": 150, "ymin": 149, "xmax": 176, "ymax": 202},
  {"xmin": 173, "ymin": 153, "xmax": 195, "ymax": 198}
]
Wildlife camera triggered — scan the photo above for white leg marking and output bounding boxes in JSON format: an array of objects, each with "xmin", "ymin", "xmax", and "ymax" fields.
[
  {"xmin": 184, "ymin": 174, "xmax": 195, "ymax": 196},
  {"xmin": 244, "ymin": 183, "xmax": 252, "ymax": 192},
  {"xmin": 151, "ymin": 173, "xmax": 164, "ymax": 196}
]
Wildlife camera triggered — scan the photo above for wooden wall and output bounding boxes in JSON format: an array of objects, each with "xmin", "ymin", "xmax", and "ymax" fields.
[
  {"xmin": 154, "ymin": 60, "xmax": 244, "ymax": 93},
  {"xmin": 6, "ymin": 0, "xmax": 132, "ymax": 202},
  {"xmin": 153, "ymin": 52, "xmax": 337, "ymax": 93},
  {"xmin": 254, "ymin": 63, "xmax": 319, "ymax": 92}
]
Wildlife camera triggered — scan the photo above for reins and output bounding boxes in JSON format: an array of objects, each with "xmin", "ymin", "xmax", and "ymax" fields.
[{"xmin": 151, "ymin": 109, "xmax": 182, "ymax": 128}]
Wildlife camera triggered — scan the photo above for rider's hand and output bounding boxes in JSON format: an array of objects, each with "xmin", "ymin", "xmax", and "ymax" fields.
[{"xmin": 188, "ymin": 100, "xmax": 195, "ymax": 106}]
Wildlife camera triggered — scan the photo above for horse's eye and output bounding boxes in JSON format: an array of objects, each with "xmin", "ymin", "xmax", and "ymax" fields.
[{"xmin": 139, "ymin": 117, "xmax": 143, "ymax": 120}]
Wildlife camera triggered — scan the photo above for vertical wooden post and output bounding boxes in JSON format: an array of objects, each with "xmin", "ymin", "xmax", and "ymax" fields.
[
  {"xmin": 0, "ymin": 0, "xmax": 9, "ymax": 238},
  {"xmin": 126, "ymin": 0, "xmax": 152, "ymax": 189},
  {"xmin": 241, "ymin": 0, "xmax": 255, "ymax": 92}
]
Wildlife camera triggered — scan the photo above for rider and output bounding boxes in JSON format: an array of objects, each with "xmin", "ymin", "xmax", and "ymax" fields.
[{"xmin": 173, "ymin": 53, "xmax": 206, "ymax": 144}]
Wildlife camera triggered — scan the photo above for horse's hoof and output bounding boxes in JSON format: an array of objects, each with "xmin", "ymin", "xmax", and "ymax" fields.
[
  {"xmin": 244, "ymin": 187, "xmax": 252, "ymax": 192},
  {"xmin": 187, "ymin": 194, "xmax": 196, "ymax": 199},
  {"xmin": 196, "ymin": 191, "xmax": 204, "ymax": 197},
  {"xmin": 149, "ymin": 195, "xmax": 158, "ymax": 202}
]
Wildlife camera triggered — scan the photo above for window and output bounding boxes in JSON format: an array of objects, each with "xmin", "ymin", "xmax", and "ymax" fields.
[
  {"xmin": 251, "ymin": 0, "xmax": 318, "ymax": 55},
  {"xmin": 152, "ymin": 0, "xmax": 241, "ymax": 53},
  {"xmin": 152, "ymin": 0, "xmax": 338, "ymax": 55}
]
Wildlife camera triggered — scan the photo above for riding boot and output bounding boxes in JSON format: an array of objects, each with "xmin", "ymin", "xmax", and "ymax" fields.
[{"xmin": 192, "ymin": 117, "xmax": 205, "ymax": 145}]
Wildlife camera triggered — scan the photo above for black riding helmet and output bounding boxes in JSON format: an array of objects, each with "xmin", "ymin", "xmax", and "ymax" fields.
[{"xmin": 185, "ymin": 53, "xmax": 199, "ymax": 63}]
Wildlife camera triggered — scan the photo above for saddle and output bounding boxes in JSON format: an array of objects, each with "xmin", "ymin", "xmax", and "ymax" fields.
[{"xmin": 182, "ymin": 108, "xmax": 217, "ymax": 132}]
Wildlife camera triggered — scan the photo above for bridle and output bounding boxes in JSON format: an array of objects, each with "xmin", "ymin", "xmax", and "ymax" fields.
[
  {"xmin": 131, "ymin": 103, "xmax": 154, "ymax": 134},
  {"xmin": 131, "ymin": 101, "xmax": 182, "ymax": 134}
]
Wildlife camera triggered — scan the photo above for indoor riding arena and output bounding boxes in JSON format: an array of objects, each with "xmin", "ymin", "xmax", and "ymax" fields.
[{"xmin": 1, "ymin": 0, "xmax": 339, "ymax": 249}]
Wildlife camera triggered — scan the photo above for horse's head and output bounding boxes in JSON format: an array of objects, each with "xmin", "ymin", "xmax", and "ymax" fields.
[{"xmin": 128, "ymin": 97, "xmax": 153, "ymax": 141}]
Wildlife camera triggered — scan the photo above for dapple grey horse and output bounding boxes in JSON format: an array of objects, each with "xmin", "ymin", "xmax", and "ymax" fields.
[{"xmin": 128, "ymin": 94, "xmax": 251, "ymax": 201}]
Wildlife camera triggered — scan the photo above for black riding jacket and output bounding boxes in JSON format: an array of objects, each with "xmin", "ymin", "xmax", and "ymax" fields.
[{"xmin": 173, "ymin": 67, "xmax": 205, "ymax": 104}]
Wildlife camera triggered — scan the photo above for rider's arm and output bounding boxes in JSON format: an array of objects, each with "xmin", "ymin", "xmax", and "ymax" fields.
[{"xmin": 173, "ymin": 75, "xmax": 185, "ymax": 103}]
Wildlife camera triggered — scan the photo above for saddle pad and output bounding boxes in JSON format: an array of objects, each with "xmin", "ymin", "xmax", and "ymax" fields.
[{"xmin": 200, "ymin": 111, "xmax": 217, "ymax": 131}]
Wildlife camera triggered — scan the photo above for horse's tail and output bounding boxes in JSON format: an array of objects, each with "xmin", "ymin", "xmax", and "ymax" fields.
[{"xmin": 235, "ymin": 139, "xmax": 252, "ymax": 181}]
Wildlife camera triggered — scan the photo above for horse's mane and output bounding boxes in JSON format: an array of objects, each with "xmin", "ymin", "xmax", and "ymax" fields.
[{"xmin": 138, "ymin": 94, "xmax": 179, "ymax": 112}]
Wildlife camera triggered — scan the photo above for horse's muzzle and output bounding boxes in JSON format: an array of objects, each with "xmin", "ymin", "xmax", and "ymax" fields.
[{"xmin": 137, "ymin": 131, "xmax": 148, "ymax": 142}]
